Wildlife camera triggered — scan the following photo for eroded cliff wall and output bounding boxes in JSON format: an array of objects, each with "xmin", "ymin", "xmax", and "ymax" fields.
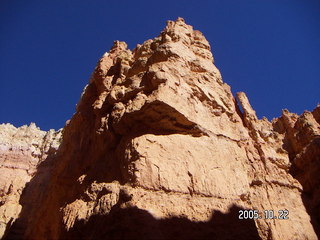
[
  {"xmin": 1, "ymin": 18, "xmax": 319, "ymax": 240},
  {"xmin": 0, "ymin": 123, "xmax": 61, "ymax": 238}
]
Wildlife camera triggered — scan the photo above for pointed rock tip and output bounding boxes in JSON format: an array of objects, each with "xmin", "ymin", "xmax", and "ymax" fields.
[
  {"xmin": 166, "ymin": 17, "xmax": 186, "ymax": 25},
  {"xmin": 237, "ymin": 91, "xmax": 245, "ymax": 96},
  {"xmin": 29, "ymin": 122, "xmax": 37, "ymax": 129},
  {"xmin": 165, "ymin": 17, "xmax": 189, "ymax": 30},
  {"xmin": 236, "ymin": 92, "xmax": 257, "ymax": 119},
  {"xmin": 110, "ymin": 40, "xmax": 128, "ymax": 52},
  {"xmin": 281, "ymin": 109, "xmax": 299, "ymax": 120},
  {"xmin": 176, "ymin": 17, "xmax": 186, "ymax": 23}
]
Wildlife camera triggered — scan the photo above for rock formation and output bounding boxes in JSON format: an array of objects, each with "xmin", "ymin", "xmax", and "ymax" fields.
[
  {"xmin": 0, "ymin": 123, "xmax": 61, "ymax": 238},
  {"xmin": 0, "ymin": 18, "xmax": 319, "ymax": 240}
]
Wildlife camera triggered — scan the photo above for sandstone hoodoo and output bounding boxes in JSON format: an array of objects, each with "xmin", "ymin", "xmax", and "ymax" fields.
[{"xmin": 1, "ymin": 18, "xmax": 319, "ymax": 240}]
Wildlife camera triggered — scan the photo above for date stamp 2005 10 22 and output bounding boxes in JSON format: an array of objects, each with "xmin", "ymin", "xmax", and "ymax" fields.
[{"xmin": 239, "ymin": 209, "xmax": 289, "ymax": 220}]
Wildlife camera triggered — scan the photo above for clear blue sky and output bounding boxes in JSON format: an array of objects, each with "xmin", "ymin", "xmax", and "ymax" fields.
[{"xmin": 1, "ymin": 0, "xmax": 319, "ymax": 131}]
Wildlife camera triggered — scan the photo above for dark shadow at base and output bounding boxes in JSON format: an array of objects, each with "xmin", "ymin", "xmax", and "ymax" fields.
[
  {"xmin": 301, "ymin": 192, "xmax": 320, "ymax": 238},
  {"xmin": 289, "ymin": 137, "xmax": 320, "ymax": 238},
  {"xmin": 62, "ymin": 204, "xmax": 261, "ymax": 240}
]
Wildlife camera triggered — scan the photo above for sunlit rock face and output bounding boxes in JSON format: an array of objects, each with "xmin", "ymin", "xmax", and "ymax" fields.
[{"xmin": 1, "ymin": 18, "xmax": 319, "ymax": 240}]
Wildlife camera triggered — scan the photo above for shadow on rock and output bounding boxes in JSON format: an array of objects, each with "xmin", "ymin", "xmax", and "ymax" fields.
[
  {"xmin": 63, "ymin": 204, "xmax": 261, "ymax": 240},
  {"xmin": 289, "ymin": 137, "xmax": 320, "ymax": 238}
]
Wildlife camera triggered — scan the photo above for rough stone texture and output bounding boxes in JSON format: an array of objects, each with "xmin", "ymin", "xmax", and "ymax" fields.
[
  {"xmin": 1, "ymin": 18, "xmax": 319, "ymax": 240},
  {"xmin": 0, "ymin": 123, "xmax": 61, "ymax": 238}
]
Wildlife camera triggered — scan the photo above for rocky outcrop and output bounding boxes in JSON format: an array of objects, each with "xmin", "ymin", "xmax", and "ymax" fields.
[
  {"xmin": 1, "ymin": 18, "xmax": 319, "ymax": 240},
  {"xmin": 0, "ymin": 123, "xmax": 61, "ymax": 238}
]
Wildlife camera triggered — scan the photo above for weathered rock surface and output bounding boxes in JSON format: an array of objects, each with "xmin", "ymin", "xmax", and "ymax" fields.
[
  {"xmin": 0, "ymin": 123, "xmax": 61, "ymax": 238},
  {"xmin": 1, "ymin": 18, "xmax": 319, "ymax": 240}
]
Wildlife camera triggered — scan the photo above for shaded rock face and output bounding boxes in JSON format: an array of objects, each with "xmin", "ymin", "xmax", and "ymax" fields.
[
  {"xmin": 1, "ymin": 18, "xmax": 319, "ymax": 240},
  {"xmin": 0, "ymin": 123, "xmax": 61, "ymax": 238}
]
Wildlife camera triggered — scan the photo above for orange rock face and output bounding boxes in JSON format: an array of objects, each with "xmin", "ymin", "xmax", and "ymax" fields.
[{"xmin": 1, "ymin": 18, "xmax": 319, "ymax": 240}]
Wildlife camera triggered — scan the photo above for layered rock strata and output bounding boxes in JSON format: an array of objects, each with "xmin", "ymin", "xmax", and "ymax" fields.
[
  {"xmin": 1, "ymin": 18, "xmax": 319, "ymax": 240},
  {"xmin": 0, "ymin": 123, "xmax": 61, "ymax": 238}
]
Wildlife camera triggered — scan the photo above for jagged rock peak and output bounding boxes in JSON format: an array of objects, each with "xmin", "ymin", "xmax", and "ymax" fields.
[{"xmin": 110, "ymin": 40, "xmax": 128, "ymax": 52}]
